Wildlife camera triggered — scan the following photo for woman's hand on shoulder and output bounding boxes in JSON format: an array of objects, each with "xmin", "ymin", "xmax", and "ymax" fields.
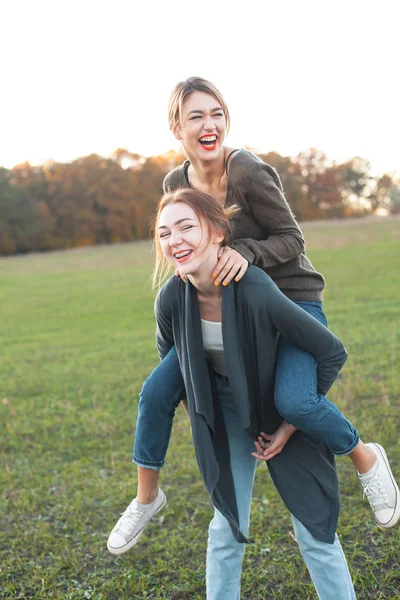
[
  {"xmin": 212, "ymin": 246, "xmax": 249, "ymax": 286},
  {"xmin": 252, "ymin": 422, "xmax": 297, "ymax": 461}
]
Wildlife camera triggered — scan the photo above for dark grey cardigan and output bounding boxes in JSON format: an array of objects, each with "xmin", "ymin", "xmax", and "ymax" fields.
[
  {"xmin": 163, "ymin": 149, "xmax": 325, "ymax": 301},
  {"xmin": 155, "ymin": 267, "xmax": 347, "ymax": 544}
]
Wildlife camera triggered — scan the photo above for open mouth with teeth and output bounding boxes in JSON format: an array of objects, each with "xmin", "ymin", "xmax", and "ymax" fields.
[
  {"xmin": 174, "ymin": 249, "xmax": 193, "ymax": 263},
  {"xmin": 199, "ymin": 135, "xmax": 217, "ymax": 151}
]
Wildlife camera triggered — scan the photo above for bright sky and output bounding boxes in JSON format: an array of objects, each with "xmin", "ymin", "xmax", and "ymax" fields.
[{"xmin": 2, "ymin": 0, "xmax": 399, "ymax": 176}]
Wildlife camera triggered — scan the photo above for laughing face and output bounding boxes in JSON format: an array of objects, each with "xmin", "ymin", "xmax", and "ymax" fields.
[
  {"xmin": 175, "ymin": 91, "xmax": 227, "ymax": 162},
  {"xmin": 158, "ymin": 202, "xmax": 223, "ymax": 278}
]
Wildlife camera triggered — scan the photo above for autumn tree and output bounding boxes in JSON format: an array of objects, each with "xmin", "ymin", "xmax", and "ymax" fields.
[{"xmin": 0, "ymin": 148, "xmax": 394, "ymax": 256}]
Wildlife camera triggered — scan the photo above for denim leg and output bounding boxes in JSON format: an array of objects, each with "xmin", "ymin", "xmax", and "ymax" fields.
[
  {"xmin": 133, "ymin": 346, "xmax": 185, "ymax": 469},
  {"xmin": 292, "ymin": 515, "xmax": 356, "ymax": 600},
  {"xmin": 275, "ymin": 302, "xmax": 359, "ymax": 456},
  {"xmin": 206, "ymin": 378, "xmax": 257, "ymax": 600},
  {"xmin": 205, "ymin": 382, "xmax": 355, "ymax": 599}
]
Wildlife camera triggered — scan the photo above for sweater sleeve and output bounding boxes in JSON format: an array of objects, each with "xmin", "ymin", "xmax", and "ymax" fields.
[
  {"xmin": 162, "ymin": 172, "xmax": 172, "ymax": 194},
  {"xmin": 163, "ymin": 166, "xmax": 187, "ymax": 194},
  {"xmin": 154, "ymin": 286, "xmax": 174, "ymax": 361},
  {"xmin": 263, "ymin": 281, "xmax": 348, "ymax": 395},
  {"xmin": 231, "ymin": 161, "xmax": 305, "ymax": 269}
]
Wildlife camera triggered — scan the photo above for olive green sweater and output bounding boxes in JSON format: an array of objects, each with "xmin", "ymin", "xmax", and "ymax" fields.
[{"xmin": 163, "ymin": 149, "xmax": 325, "ymax": 301}]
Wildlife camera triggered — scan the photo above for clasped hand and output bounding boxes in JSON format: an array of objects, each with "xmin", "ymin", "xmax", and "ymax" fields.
[{"xmin": 252, "ymin": 421, "xmax": 297, "ymax": 461}]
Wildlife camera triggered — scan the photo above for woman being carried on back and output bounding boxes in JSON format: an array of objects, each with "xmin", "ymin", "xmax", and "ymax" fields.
[{"xmin": 107, "ymin": 78, "xmax": 399, "ymax": 565}]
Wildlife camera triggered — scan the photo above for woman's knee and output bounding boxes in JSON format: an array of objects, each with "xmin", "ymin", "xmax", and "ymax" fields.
[
  {"xmin": 292, "ymin": 515, "xmax": 337, "ymax": 554},
  {"xmin": 208, "ymin": 514, "xmax": 244, "ymax": 559},
  {"xmin": 292, "ymin": 516, "xmax": 318, "ymax": 551},
  {"xmin": 138, "ymin": 355, "xmax": 185, "ymax": 413},
  {"xmin": 138, "ymin": 379, "xmax": 179, "ymax": 420},
  {"xmin": 276, "ymin": 389, "xmax": 320, "ymax": 425},
  {"xmin": 139, "ymin": 372, "xmax": 162, "ymax": 404}
]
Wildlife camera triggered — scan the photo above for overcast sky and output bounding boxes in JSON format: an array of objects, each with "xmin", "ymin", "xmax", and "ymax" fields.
[{"xmin": 2, "ymin": 0, "xmax": 399, "ymax": 176}]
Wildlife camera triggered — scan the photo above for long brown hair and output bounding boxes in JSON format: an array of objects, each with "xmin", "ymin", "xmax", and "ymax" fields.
[{"xmin": 152, "ymin": 189, "xmax": 239, "ymax": 290}]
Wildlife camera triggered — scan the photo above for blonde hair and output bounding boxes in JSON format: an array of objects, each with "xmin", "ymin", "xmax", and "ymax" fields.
[
  {"xmin": 152, "ymin": 189, "xmax": 239, "ymax": 290},
  {"xmin": 168, "ymin": 77, "xmax": 230, "ymax": 134}
]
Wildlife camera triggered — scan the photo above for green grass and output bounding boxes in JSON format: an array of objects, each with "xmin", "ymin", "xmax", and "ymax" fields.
[{"xmin": 1, "ymin": 218, "xmax": 400, "ymax": 599}]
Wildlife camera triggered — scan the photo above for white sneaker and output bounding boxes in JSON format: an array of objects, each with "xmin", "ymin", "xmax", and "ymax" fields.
[
  {"xmin": 107, "ymin": 488, "xmax": 167, "ymax": 555},
  {"xmin": 359, "ymin": 443, "xmax": 400, "ymax": 528}
]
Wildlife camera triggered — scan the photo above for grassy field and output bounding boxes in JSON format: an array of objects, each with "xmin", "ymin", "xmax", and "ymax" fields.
[{"xmin": 1, "ymin": 217, "xmax": 399, "ymax": 600}]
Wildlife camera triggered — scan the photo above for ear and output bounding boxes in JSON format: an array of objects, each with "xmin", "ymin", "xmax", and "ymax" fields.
[
  {"xmin": 213, "ymin": 232, "xmax": 225, "ymax": 246},
  {"xmin": 172, "ymin": 124, "xmax": 182, "ymax": 141}
]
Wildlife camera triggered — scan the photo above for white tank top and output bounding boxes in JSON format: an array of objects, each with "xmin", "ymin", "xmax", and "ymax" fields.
[{"xmin": 200, "ymin": 319, "xmax": 227, "ymax": 376}]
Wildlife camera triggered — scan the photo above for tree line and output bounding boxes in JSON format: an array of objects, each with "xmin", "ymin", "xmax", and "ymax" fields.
[{"xmin": 0, "ymin": 147, "xmax": 398, "ymax": 256}]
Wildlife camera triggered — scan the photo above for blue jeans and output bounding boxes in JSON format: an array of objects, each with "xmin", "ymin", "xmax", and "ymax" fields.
[
  {"xmin": 133, "ymin": 346, "xmax": 185, "ymax": 469},
  {"xmin": 274, "ymin": 302, "xmax": 359, "ymax": 456},
  {"xmin": 133, "ymin": 302, "xmax": 358, "ymax": 468},
  {"xmin": 206, "ymin": 377, "xmax": 356, "ymax": 600}
]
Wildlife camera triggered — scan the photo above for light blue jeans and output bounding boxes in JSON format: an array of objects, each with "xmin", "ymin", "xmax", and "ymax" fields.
[{"xmin": 207, "ymin": 376, "xmax": 356, "ymax": 600}]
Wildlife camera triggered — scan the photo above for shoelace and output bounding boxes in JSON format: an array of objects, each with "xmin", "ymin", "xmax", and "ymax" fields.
[
  {"xmin": 117, "ymin": 503, "xmax": 146, "ymax": 535},
  {"xmin": 361, "ymin": 475, "xmax": 389, "ymax": 506}
]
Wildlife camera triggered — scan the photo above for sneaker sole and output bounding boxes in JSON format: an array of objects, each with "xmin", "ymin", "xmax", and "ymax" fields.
[
  {"xmin": 107, "ymin": 494, "xmax": 167, "ymax": 555},
  {"xmin": 367, "ymin": 443, "xmax": 400, "ymax": 528}
]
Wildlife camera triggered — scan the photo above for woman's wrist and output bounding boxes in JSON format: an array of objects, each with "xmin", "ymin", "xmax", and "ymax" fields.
[{"xmin": 281, "ymin": 421, "xmax": 297, "ymax": 437}]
